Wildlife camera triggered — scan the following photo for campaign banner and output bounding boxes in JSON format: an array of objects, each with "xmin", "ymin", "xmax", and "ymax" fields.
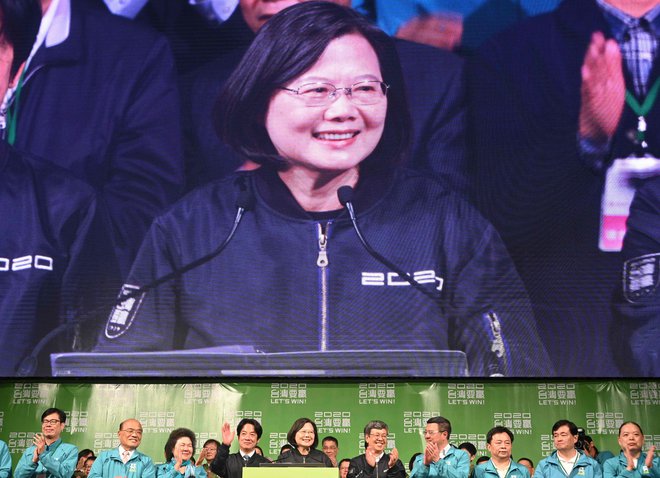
[{"xmin": 0, "ymin": 380, "xmax": 658, "ymax": 471}]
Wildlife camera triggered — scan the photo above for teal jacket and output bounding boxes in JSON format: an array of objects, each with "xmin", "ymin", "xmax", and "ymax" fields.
[
  {"xmin": 0, "ymin": 440, "xmax": 11, "ymax": 478},
  {"xmin": 156, "ymin": 460, "xmax": 206, "ymax": 478},
  {"xmin": 474, "ymin": 460, "xmax": 531, "ymax": 478},
  {"xmin": 410, "ymin": 446, "xmax": 470, "ymax": 478},
  {"xmin": 536, "ymin": 451, "xmax": 602, "ymax": 478},
  {"xmin": 14, "ymin": 439, "xmax": 78, "ymax": 478},
  {"xmin": 88, "ymin": 448, "xmax": 155, "ymax": 478},
  {"xmin": 603, "ymin": 452, "xmax": 660, "ymax": 478}
]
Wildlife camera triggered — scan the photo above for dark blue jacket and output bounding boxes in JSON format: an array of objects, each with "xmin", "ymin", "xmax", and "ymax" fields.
[
  {"xmin": 0, "ymin": 141, "xmax": 119, "ymax": 376},
  {"xmin": 96, "ymin": 166, "xmax": 552, "ymax": 377},
  {"xmin": 181, "ymin": 10, "xmax": 466, "ymax": 192},
  {"xmin": 613, "ymin": 176, "xmax": 660, "ymax": 376},
  {"xmin": 467, "ymin": 0, "xmax": 660, "ymax": 376},
  {"xmin": 10, "ymin": 0, "xmax": 183, "ymax": 275}
]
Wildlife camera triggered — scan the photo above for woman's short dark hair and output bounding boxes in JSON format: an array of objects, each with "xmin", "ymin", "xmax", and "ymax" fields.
[
  {"xmin": 218, "ymin": 1, "xmax": 411, "ymax": 172},
  {"xmin": 164, "ymin": 427, "xmax": 196, "ymax": 462},
  {"xmin": 0, "ymin": 0, "xmax": 41, "ymax": 78},
  {"xmin": 287, "ymin": 417, "xmax": 319, "ymax": 450}
]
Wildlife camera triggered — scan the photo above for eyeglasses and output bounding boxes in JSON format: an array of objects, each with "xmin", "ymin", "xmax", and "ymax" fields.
[
  {"xmin": 42, "ymin": 419, "xmax": 61, "ymax": 425},
  {"xmin": 368, "ymin": 433, "xmax": 388, "ymax": 440},
  {"xmin": 120, "ymin": 428, "xmax": 143, "ymax": 435},
  {"xmin": 280, "ymin": 80, "xmax": 389, "ymax": 107}
]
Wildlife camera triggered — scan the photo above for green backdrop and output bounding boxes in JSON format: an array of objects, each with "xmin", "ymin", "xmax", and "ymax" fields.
[{"xmin": 1, "ymin": 380, "xmax": 658, "ymax": 470}]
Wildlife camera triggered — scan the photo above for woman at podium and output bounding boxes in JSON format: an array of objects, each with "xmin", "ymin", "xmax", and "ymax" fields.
[
  {"xmin": 276, "ymin": 418, "xmax": 333, "ymax": 467},
  {"xmin": 95, "ymin": 1, "xmax": 552, "ymax": 378}
]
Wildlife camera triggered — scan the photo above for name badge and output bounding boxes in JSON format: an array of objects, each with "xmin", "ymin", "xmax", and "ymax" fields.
[{"xmin": 599, "ymin": 156, "xmax": 660, "ymax": 252}]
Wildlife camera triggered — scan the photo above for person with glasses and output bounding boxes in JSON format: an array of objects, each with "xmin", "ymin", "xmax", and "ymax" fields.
[
  {"xmin": 347, "ymin": 420, "xmax": 406, "ymax": 478},
  {"xmin": 322, "ymin": 436, "xmax": 340, "ymax": 467},
  {"xmin": 96, "ymin": 1, "xmax": 551, "ymax": 378},
  {"xmin": 15, "ymin": 408, "xmax": 78, "ymax": 478},
  {"xmin": 277, "ymin": 418, "xmax": 333, "ymax": 466},
  {"xmin": 410, "ymin": 416, "xmax": 469, "ymax": 478},
  {"xmin": 209, "ymin": 420, "xmax": 269, "ymax": 478},
  {"xmin": 196, "ymin": 439, "xmax": 221, "ymax": 478},
  {"xmin": 87, "ymin": 419, "xmax": 155, "ymax": 478}
]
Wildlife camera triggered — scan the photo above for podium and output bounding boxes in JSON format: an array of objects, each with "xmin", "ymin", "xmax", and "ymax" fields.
[
  {"xmin": 51, "ymin": 348, "xmax": 468, "ymax": 377},
  {"xmin": 245, "ymin": 467, "xmax": 336, "ymax": 478}
]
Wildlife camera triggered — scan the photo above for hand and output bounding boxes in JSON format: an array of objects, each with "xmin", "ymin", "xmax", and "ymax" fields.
[
  {"xmin": 221, "ymin": 422, "xmax": 234, "ymax": 447},
  {"xmin": 579, "ymin": 31, "xmax": 625, "ymax": 141},
  {"xmin": 395, "ymin": 14, "xmax": 463, "ymax": 51},
  {"xmin": 646, "ymin": 446, "xmax": 656, "ymax": 468},
  {"xmin": 32, "ymin": 433, "xmax": 46, "ymax": 462},
  {"xmin": 388, "ymin": 448, "xmax": 399, "ymax": 468},
  {"xmin": 195, "ymin": 450, "xmax": 206, "ymax": 466},
  {"xmin": 624, "ymin": 448, "xmax": 635, "ymax": 471},
  {"xmin": 424, "ymin": 442, "xmax": 440, "ymax": 466},
  {"xmin": 365, "ymin": 449, "xmax": 377, "ymax": 468},
  {"xmin": 172, "ymin": 450, "xmax": 185, "ymax": 474}
]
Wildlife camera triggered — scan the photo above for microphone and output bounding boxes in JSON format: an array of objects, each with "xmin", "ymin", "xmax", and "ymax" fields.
[
  {"xmin": 116, "ymin": 184, "xmax": 254, "ymax": 304},
  {"xmin": 337, "ymin": 185, "xmax": 507, "ymax": 376},
  {"xmin": 16, "ymin": 179, "xmax": 255, "ymax": 376},
  {"xmin": 337, "ymin": 185, "xmax": 440, "ymax": 305}
]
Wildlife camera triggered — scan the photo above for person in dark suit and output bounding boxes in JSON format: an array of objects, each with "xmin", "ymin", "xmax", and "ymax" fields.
[
  {"xmin": 612, "ymin": 176, "xmax": 660, "ymax": 376},
  {"xmin": 467, "ymin": 0, "xmax": 660, "ymax": 376},
  {"xmin": 0, "ymin": 0, "xmax": 118, "ymax": 376},
  {"xmin": 3, "ymin": 0, "xmax": 184, "ymax": 277},
  {"xmin": 181, "ymin": 0, "xmax": 466, "ymax": 193},
  {"xmin": 210, "ymin": 420, "xmax": 270, "ymax": 478}
]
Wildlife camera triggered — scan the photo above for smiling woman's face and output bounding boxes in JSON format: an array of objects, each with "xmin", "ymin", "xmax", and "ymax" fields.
[{"xmin": 265, "ymin": 33, "xmax": 387, "ymax": 177}]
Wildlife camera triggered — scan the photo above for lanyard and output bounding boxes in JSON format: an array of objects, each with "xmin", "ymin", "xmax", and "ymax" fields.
[
  {"xmin": 5, "ymin": 69, "xmax": 26, "ymax": 146},
  {"xmin": 625, "ymin": 77, "xmax": 660, "ymax": 149}
]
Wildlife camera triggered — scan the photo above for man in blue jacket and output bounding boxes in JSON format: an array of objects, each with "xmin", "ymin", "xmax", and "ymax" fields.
[
  {"xmin": 14, "ymin": 408, "xmax": 78, "ymax": 478},
  {"xmin": 88, "ymin": 419, "xmax": 155, "ymax": 478},
  {"xmin": 410, "ymin": 416, "xmax": 470, "ymax": 477},
  {"xmin": 474, "ymin": 427, "xmax": 530, "ymax": 478},
  {"xmin": 534, "ymin": 420, "xmax": 602, "ymax": 478}
]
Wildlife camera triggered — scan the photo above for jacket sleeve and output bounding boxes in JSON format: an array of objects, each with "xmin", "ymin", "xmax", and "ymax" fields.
[
  {"xmin": 86, "ymin": 454, "xmax": 104, "ymax": 478},
  {"xmin": 38, "ymin": 445, "xmax": 78, "ymax": 478},
  {"xmin": 93, "ymin": 216, "xmax": 180, "ymax": 352},
  {"xmin": 209, "ymin": 445, "xmax": 230, "ymax": 478},
  {"xmin": 99, "ymin": 33, "xmax": 184, "ymax": 276},
  {"xmin": 140, "ymin": 457, "xmax": 156, "ymax": 478},
  {"xmin": 347, "ymin": 457, "xmax": 365, "ymax": 478},
  {"xmin": 411, "ymin": 453, "xmax": 469, "ymax": 478},
  {"xmin": 447, "ymin": 218, "xmax": 553, "ymax": 376},
  {"xmin": 386, "ymin": 459, "xmax": 407, "ymax": 478},
  {"xmin": 0, "ymin": 441, "xmax": 11, "ymax": 478},
  {"xmin": 14, "ymin": 449, "xmax": 37, "ymax": 478},
  {"xmin": 414, "ymin": 50, "xmax": 468, "ymax": 194}
]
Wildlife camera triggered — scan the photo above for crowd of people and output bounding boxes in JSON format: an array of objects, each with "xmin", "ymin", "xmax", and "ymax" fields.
[
  {"xmin": 0, "ymin": 408, "xmax": 658, "ymax": 478},
  {"xmin": 1, "ymin": 0, "xmax": 659, "ymax": 377}
]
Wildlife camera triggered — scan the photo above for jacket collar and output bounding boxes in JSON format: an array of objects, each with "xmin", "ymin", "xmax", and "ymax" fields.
[
  {"xmin": 27, "ymin": 0, "xmax": 81, "ymax": 74},
  {"xmin": 252, "ymin": 165, "xmax": 396, "ymax": 221}
]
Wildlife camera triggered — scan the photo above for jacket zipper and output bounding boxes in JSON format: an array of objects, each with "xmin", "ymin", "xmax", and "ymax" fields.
[{"xmin": 317, "ymin": 222, "xmax": 330, "ymax": 351}]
